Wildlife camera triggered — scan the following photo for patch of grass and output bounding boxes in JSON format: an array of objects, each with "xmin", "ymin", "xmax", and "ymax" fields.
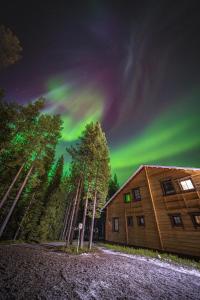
[
  {"xmin": 0, "ymin": 239, "xmax": 25, "ymax": 245},
  {"xmin": 56, "ymin": 245, "xmax": 97, "ymax": 255},
  {"xmin": 100, "ymin": 243, "xmax": 200, "ymax": 270}
]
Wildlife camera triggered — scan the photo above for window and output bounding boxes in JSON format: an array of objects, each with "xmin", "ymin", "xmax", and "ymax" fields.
[
  {"xmin": 127, "ymin": 216, "xmax": 133, "ymax": 227},
  {"xmin": 124, "ymin": 192, "xmax": 131, "ymax": 203},
  {"xmin": 180, "ymin": 179, "xmax": 194, "ymax": 191},
  {"xmin": 169, "ymin": 214, "xmax": 183, "ymax": 227},
  {"xmin": 137, "ymin": 216, "xmax": 145, "ymax": 226},
  {"xmin": 162, "ymin": 180, "xmax": 176, "ymax": 195},
  {"xmin": 190, "ymin": 212, "xmax": 200, "ymax": 227},
  {"xmin": 132, "ymin": 188, "xmax": 141, "ymax": 201},
  {"xmin": 112, "ymin": 218, "xmax": 119, "ymax": 232}
]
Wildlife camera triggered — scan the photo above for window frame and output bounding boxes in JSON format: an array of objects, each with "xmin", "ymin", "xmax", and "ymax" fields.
[
  {"xmin": 132, "ymin": 187, "xmax": 141, "ymax": 201},
  {"xmin": 179, "ymin": 178, "xmax": 195, "ymax": 192},
  {"xmin": 123, "ymin": 192, "xmax": 132, "ymax": 203},
  {"xmin": 137, "ymin": 215, "xmax": 145, "ymax": 226},
  {"xmin": 169, "ymin": 214, "xmax": 183, "ymax": 227},
  {"xmin": 127, "ymin": 216, "xmax": 133, "ymax": 227},
  {"xmin": 161, "ymin": 179, "xmax": 176, "ymax": 196},
  {"xmin": 112, "ymin": 217, "xmax": 119, "ymax": 232},
  {"xmin": 189, "ymin": 212, "xmax": 200, "ymax": 228}
]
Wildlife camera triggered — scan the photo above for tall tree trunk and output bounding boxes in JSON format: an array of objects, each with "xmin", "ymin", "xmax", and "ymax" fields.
[
  {"xmin": 0, "ymin": 163, "xmax": 25, "ymax": 211},
  {"xmin": 66, "ymin": 179, "xmax": 81, "ymax": 247},
  {"xmin": 64, "ymin": 202, "xmax": 73, "ymax": 242},
  {"xmin": 88, "ymin": 189, "xmax": 97, "ymax": 250},
  {"xmin": 0, "ymin": 165, "xmax": 33, "ymax": 239},
  {"xmin": 69, "ymin": 180, "xmax": 83, "ymax": 244},
  {"xmin": 80, "ymin": 184, "xmax": 90, "ymax": 249},
  {"xmin": 13, "ymin": 192, "xmax": 35, "ymax": 240},
  {"xmin": 60, "ymin": 200, "xmax": 72, "ymax": 241}
]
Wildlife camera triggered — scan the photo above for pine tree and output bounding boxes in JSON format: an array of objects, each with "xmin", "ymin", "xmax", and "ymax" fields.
[
  {"xmin": 0, "ymin": 98, "xmax": 63, "ymax": 241},
  {"xmin": 107, "ymin": 173, "xmax": 120, "ymax": 199},
  {"xmin": 0, "ymin": 25, "xmax": 22, "ymax": 69},
  {"xmin": 39, "ymin": 156, "xmax": 64, "ymax": 240},
  {"xmin": 65, "ymin": 122, "xmax": 110, "ymax": 249}
]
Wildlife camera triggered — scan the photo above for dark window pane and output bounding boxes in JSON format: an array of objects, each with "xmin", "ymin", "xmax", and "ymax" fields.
[
  {"xmin": 112, "ymin": 218, "xmax": 119, "ymax": 232},
  {"xmin": 194, "ymin": 215, "xmax": 200, "ymax": 225},
  {"xmin": 132, "ymin": 188, "xmax": 141, "ymax": 201},
  {"xmin": 162, "ymin": 180, "xmax": 175, "ymax": 195},
  {"xmin": 169, "ymin": 214, "xmax": 183, "ymax": 227},
  {"xmin": 190, "ymin": 212, "xmax": 200, "ymax": 227},
  {"xmin": 127, "ymin": 216, "xmax": 133, "ymax": 226},
  {"xmin": 173, "ymin": 216, "xmax": 181, "ymax": 224},
  {"xmin": 137, "ymin": 216, "xmax": 145, "ymax": 226}
]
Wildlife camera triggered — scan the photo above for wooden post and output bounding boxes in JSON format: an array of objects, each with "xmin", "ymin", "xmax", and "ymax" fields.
[
  {"xmin": 105, "ymin": 205, "xmax": 109, "ymax": 241},
  {"xmin": 0, "ymin": 165, "xmax": 33, "ymax": 239},
  {"xmin": 0, "ymin": 163, "xmax": 25, "ymax": 210},
  {"xmin": 145, "ymin": 166, "xmax": 164, "ymax": 250}
]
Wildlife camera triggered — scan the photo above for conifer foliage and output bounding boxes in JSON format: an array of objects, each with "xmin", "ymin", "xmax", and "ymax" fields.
[
  {"xmin": 0, "ymin": 96, "xmax": 64, "ymax": 241},
  {"xmin": 63, "ymin": 122, "xmax": 110, "ymax": 249},
  {"xmin": 0, "ymin": 27, "xmax": 112, "ymax": 245},
  {"xmin": 0, "ymin": 94, "xmax": 111, "ymax": 246}
]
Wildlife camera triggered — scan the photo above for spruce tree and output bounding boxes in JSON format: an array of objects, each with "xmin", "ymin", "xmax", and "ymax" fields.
[{"xmin": 65, "ymin": 122, "xmax": 110, "ymax": 249}]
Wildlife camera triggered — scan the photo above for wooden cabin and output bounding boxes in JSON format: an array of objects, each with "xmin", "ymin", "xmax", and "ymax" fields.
[{"xmin": 103, "ymin": 165, "xmax": 200, "ymax": 257}]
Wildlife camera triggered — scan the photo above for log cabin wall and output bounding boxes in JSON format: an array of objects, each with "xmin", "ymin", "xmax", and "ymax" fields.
[
  {"xmin": 146, "ymin": 167, "xmax": 200, "ymax": 256},
  {"xmin": 105, "ymin": 168, "xmax": 161, "ymax": 250},
  {"xmin": 105, "ymin": 166, "xmax": 200, "ymax": 257}
]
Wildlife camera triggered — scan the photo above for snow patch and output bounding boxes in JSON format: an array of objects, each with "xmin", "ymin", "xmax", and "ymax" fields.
[{"xmin": 101, "ymin": 248, "xmax": 200, "ymax": 278}]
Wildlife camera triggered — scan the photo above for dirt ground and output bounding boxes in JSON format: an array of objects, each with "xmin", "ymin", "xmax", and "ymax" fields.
[{"xmin": 0, "ymin": 244, "xmax": 200, "ymax": 300}]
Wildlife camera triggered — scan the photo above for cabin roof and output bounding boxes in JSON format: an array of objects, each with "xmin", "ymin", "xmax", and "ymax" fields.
[{"xmin": 102, "ymin": 164, "xmax": 200, "ymax": 209}]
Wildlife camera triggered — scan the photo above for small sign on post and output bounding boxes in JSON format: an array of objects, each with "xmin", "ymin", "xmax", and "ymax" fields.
[{"xmin": 77, "ymin": 223, "xmax": 83, "ymax": 253}]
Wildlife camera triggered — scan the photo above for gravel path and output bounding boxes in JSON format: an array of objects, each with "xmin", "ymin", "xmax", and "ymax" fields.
[{"xmin": 0, "ymin": 244, "xmax": 200, "ymax": 299}]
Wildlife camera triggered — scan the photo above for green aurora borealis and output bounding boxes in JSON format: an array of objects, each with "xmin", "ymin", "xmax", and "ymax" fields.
[
  {"xmin": 1, "ymin": 1, "xmax": 200, "ymax": 185},
  {"xmin": 45, "ymin": 78, "xmax": 104, "ymax": 142},
  {"xmin": 109, "ymin": 93, "xmax": 200, "ymax": 183},
  {"xmin": 44, "ymin": 79, "xmax": 200, "ymax": 184}
]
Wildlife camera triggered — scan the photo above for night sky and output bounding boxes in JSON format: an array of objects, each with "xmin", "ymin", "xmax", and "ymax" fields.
[{"xmin": 1, "ymin": 0, "xmax": 200, "ymax": 184}]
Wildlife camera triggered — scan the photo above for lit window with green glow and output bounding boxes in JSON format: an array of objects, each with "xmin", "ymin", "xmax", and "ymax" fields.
[{"xmin": 124, "ymin": 192, "xmax": 131, "ymax": 203}]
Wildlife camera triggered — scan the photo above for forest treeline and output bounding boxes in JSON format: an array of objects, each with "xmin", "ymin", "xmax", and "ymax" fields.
[
  {"xmin": 0, "ymin": 25, "xmax": 119, "ymax": 247},
  {"xmin": 0, "ymin": 96, "xmax": 119, "ymax": 245}
]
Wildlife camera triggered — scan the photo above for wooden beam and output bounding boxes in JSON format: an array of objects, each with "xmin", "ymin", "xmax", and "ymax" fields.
[{"xmin": 145, "ymin": 166, "xmax": 164, "ymax": 250}]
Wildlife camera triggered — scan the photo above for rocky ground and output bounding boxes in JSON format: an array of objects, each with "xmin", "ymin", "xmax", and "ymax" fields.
[{"xmin": 0, "ymin": 243, "xmax": 200, "ymax": 299}]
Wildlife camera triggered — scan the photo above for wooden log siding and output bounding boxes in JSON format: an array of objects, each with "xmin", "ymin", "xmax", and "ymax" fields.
[{"xmin": 104, "ymin": 165, "xmax": 200, "ymax": 257}]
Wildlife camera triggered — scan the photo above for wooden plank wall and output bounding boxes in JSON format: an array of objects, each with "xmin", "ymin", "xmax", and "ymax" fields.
[
  {"xmin": 105, "ymin": 169, "xmax": 161, "ymax": 250},
  {"xmin": 147, "ymin": 167, "xmax": 200, "ymax": 256}
]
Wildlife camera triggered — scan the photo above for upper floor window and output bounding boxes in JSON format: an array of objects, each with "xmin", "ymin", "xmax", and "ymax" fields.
[
  {"xmin": 180, "ymin": 179, "xmax": 194, "ymax": 191},
  {"xmin": 124, "ymin": 192, "xmax": 131, "ymax": 203},
  {"xmin": 127, "ymin": 216, "xmax": 133, "ymax": 227},
  {"xmin": 169, "ymin": 214, "xmax": 183, "ymax": 227},
  {"xmin": 190, "ymin": 212, "xmax": 200, "ymax": 228},
  {"xmin": 132, "ymin": 188, "xmax": 141, "ymax": 201},
  {"xmin": 162, "ymin": 180, "xmax": 176, "ymax": 195},
  {"xmin": 112, "ymin": 217, "xmax": 119, "ymax": 232},
  {"xmin": 137, "ymin": 216, "xmax": 145, "ymax": 226}
]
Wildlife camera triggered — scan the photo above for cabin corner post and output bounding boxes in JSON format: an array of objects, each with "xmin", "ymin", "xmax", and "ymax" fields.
[
  {"xmin": 105, "ymin": 206, "xmax": 109, "ymax": 241},
  {"xmin": 145, "ymin": 166, "xmax": 164, "ymax": 251}
]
